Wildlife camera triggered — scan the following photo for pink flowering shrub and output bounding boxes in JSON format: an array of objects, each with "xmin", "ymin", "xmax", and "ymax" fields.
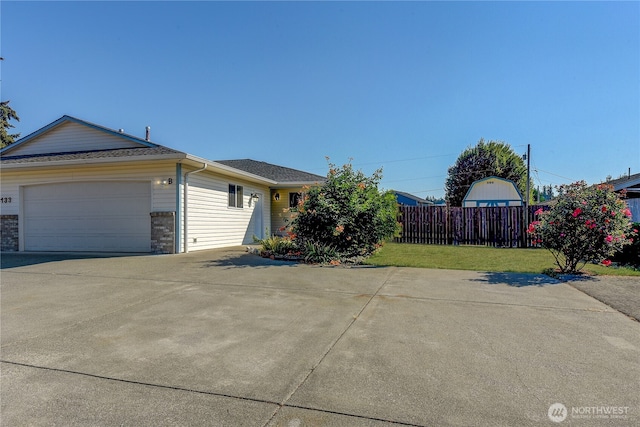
[{"xmin": 527, "ymin": 181, "xmax": 635, "ymax": 273}]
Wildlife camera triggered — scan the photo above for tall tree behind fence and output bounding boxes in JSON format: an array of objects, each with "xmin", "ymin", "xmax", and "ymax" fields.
[{"xmin": 396, "ymin": 205, "xmax": 545, "ymax": 248}]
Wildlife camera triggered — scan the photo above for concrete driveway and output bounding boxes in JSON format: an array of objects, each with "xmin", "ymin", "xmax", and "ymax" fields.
[{"xmin": 1, "ymin": 248, "xmax": 638, "ymax": 426}]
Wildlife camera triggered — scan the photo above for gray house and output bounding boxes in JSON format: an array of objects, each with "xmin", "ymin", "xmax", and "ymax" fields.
[{"xmin": 608, "ymin": 172, "xmax": 640, "ymax": 222}]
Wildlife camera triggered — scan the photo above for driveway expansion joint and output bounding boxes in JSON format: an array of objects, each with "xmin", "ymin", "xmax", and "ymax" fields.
[
  {"xmin": 262, "ymin": 267, "xmax": 399, "ymax": 427},
  {"xmin": 377, "ymin": 293, "xmax": 616, "ymax": 313},
  {"xmin": 2, "ymin": 359, "xmax": 427, "ymax": 426},
  {"xmin": 0, "ymin": 360, "xmax": 280, "ymax": 406}
]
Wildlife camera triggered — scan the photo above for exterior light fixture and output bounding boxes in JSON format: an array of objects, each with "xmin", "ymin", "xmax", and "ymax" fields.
[{"xmin": 274, "ymin": 192, "xmax": 280, "ymax": 201}]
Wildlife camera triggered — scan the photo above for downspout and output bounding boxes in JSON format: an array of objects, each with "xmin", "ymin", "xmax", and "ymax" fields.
[
  {"xmin": 183, "ymin": 163, "xmax": 208, "ymax": 253},
  {"xmin": 175, "ymin": 163, "xmax": 182, "ymax": 254}
]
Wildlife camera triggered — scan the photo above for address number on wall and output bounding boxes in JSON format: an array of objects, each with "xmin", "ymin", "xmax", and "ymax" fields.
[{"xmin": 1, "ymin": 197, "xmax": 12, "ymax": 203}]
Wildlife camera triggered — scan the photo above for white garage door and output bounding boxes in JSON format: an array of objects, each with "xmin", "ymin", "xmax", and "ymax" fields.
[{"xmin": 24, "ymin": 181, "xmax": 151, "ymax": 252}]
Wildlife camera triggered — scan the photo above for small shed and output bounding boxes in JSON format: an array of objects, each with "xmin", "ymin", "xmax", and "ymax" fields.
[{"xmin": 463, "ymin": 176, "xmax": 523, "ymax": 207}]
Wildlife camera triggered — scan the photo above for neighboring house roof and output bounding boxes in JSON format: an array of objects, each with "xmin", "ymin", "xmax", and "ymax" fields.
[
  {"xmin": 606, "ymin": 173, "xmax": 640, "ymax": 196},
  {"xmin": 394, "ymin": 191, "xmax": 433, "ymax": 206},
  {"xmin": 216, "ymin": 159, "xmax": 325, "ymax": 185}
]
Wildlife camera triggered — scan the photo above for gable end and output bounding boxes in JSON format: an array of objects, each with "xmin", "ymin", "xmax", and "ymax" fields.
[{"xmin": 1, "ymin": 116, "xmax": 157, "ymax": 157}]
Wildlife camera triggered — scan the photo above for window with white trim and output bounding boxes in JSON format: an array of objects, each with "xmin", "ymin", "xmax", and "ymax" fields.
[{"xmin": 228, "ymin": 184, "xmax": 244, "ymax": 208}]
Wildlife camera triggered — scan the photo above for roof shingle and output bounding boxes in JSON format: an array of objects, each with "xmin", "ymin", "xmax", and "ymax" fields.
[
  {"xmin": 216, "ymin": 159, "xmax": 325, "ymax": 184},
  {"xmin": 1, "ymin": 147, "xmax": 185, "ymax": 164}
]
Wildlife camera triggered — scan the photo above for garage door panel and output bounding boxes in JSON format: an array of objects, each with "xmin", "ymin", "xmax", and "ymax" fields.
[
  {"xmin": 26, "ymin": 217, "xmax": 149, "ymax": 234},
  {"xmin": 24, "ymin": 182, "xmax": 151, "ymax": 252}
]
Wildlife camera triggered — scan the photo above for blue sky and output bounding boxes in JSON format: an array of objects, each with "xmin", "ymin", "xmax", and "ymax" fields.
[{"xmin": 2, "ymin": 1, "xmax": 638, "ymax": 198}]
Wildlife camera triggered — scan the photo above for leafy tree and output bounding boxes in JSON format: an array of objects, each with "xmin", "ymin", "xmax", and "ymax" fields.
[
  {"xmin": 533, "ymin": 185, "xmax": 555, "ymax": 202},
  {"xmin": 527, "ymin": 182, "xmax": 635, "ymax": 273},
  {"xmin": 445, "ymin": 139, "xmax": 531, "ymax": 207},
  {"xmin": 425, "ymin": 195, "xmax": 446, "ymax": 204},
  {"xmin": 1, "ymin": 100, "xmax": 20, "ymax": 148},
  {"xmin": 289, "ymin": 160, "xmax": 400, "ymax": 263}
]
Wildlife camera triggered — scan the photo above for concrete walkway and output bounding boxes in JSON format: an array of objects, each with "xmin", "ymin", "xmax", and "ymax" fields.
[{"xmin": 1, "ymin": 248, "xmax": 638, "ymax": 426}]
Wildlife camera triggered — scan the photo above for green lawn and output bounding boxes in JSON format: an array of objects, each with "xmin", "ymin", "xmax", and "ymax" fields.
[{"xmin": 364, "ymin": 242, "xmax": 640, "ymax": 276}]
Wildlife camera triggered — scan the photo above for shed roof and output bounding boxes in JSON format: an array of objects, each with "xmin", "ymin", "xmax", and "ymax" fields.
[{"xmin": 463, "ymin": 176, "xmax": 523, "ymax": 201}]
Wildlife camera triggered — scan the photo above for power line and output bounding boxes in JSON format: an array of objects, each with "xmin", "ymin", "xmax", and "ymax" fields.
[
  {"xmin": 534, "ymin": 168, "xmax": 576, "ymax": 182},
  {"xmin": 353, "ymin": 152, "xmax": 459, "ymax": 168}
]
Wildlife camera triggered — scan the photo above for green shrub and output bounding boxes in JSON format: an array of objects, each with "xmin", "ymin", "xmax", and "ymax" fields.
[
  {"xmin": 289, "ymin": 160, "xmax": 400, "ymax": 263},
  {"xmin": 303, "ymin": 241, "xmax": 339, "ymax": 264},
  {"xmin": 256, "ymin": 235, "xmax": 297, "ymax": 257},
  {"xmin": 612, "ymin": 222, "xmax": 640, "ymax": 267}
]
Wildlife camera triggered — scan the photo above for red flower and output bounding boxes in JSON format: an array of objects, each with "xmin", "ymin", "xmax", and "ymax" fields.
[
  {"xmin": 572, "ymin": 208, "xmax": 582, "ymax": 218},
  {"xmin": 535, "ymin": 208, "xmax": 544, "ymax": 215},
  {"xmin": 605, "ymin": 235, "xmax": 614, "ymax": 243},
  {"xmin": 601, "ymin": 206, "xmax": 608, "ymax": 212},
  {"xmin": 601, "ymin": 259, "xmax": 612, "ymax": 267},
  {"xmin": 623, "ymin": 208, "xmax": 632, "ymax": 217}
]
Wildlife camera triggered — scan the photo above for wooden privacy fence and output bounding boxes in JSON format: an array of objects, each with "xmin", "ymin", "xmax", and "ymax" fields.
[{"xmin": 396, "ymin": 205, "xmax": 545, "ymax": 248}]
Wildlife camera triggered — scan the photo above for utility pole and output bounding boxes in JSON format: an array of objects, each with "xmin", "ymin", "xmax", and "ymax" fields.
[
  {"xmin": 522, "ymin": 144, "xmax": 531, "ymax": 247},
  {"xmin": 526, "ymin": 144, "xmax": 531, "ymax": 210}
]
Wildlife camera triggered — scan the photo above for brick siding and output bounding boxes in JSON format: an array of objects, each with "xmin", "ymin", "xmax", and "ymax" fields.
[
  {"xmin": 1, "ymin": 215, "xmax": 19, "ymax": 251},
  {"xmin": 150, "ymin": 212, "xmax": 175, "ymax": 254}
]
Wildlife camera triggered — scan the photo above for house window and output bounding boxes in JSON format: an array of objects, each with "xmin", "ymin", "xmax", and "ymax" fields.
[
  {"xmin": 228, "ymin": 184, "xmax": 244, "ymax": 208},
  {"xmin": 289, "ymin": 192, "xmax": 303, "ymax": 208}
]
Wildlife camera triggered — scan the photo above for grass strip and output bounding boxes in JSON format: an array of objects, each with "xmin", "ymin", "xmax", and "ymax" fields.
[{"xmin": 365, "ymin": 243, "xmax": 640, "ymax": 276}]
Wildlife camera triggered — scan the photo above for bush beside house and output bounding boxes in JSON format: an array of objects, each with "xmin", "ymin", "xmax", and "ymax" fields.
[{"xmin": 257, "ymin": 161, "xmax": 400, "ymax": 264}]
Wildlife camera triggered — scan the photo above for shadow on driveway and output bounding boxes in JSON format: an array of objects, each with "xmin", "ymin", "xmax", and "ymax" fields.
[
  {"xmin": 200, "ymin": 252, "xmax": 300, "ymax": 269},
  {"xmin": 0, "ymin": 253, "xmax": 145, "ymax": 270},
  {"xmin": 472, "ymin": 271, "xmax": 600, "ymax": 287},
  {"xmin": 472, "ymin": 272, "xmax": 563, "ymax": 287}
]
